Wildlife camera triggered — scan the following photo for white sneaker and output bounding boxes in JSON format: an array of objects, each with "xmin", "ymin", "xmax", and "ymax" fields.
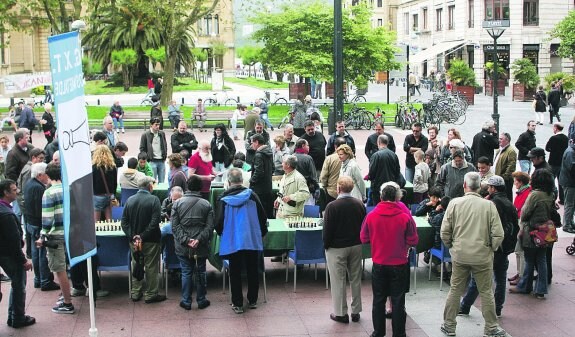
[
  {"xmin": 115, "ymin": 129, "xmax": 119, "ymax": 133},
  {"xmin": 121, "ymin": 128, "xmax": 125, "ymax": 133}
]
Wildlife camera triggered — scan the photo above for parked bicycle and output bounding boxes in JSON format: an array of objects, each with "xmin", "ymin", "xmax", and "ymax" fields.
[
  {"xmin": 343, "ymin": 90, "xmax": 367, "ymax": 104},
  {"xmin": 261, "ymin": 91, "xmax": 289, "ymax": 105},
  {"xmin": 204, "ymin": 90, "xmax": 239, "ymax": 106},
  {"xmin": 394, "ymin": 99, "xmax": 422, "ymax": 130},
  {"xmin": 343, "ymin": 105, "xmax": 374, "ymax": 130}
]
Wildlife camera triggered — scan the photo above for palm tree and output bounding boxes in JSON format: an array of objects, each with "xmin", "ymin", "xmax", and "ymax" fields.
[{"xmin": 82, "ymin": 4, "xmax": 161, "ymax": 84}]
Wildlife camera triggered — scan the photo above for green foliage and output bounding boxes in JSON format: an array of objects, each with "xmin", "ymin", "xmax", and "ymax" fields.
[
  {"xmin": 544, "ymin": 73, "xmax": 575, "ymax": 92},
  {"xmin": 111, "ymin": 49, "xmax": 138, "ymax": 91},
  {"xmin": 225, "ymin": 77, "xmax": 289, "ymax": 89},
  {"xmin": 145, "ymin": 47, "xmax": 166, "ymax": 66},
  {"xmin": 31, "ymin": 86, "xmax": 45, "ymax": 96},
  {"xmin": 1, "ymin": 0, "xmax": 83, "ymax": 36},
  {"xmin": 511, "ymin": 58, "xmax": 539, "ymax": 89},
  {"xmin": 210, "ymin": 39, "xmax": 227, "ymax": 56},
  {"xmin": 237, "ymin": 46, "xmax": 262, "ymax": 66},
  {"xmin": 485, "ymin": 61, "xmax": 507, "ymax": 80},
  {"xmin": 447, "ymin": 59, "xmax": 476, "ymax": 86},
  {"xmin": 193, "ymin": 48, "xmax": 208, "ymax": 63},
  {"xmin": 251, "ymin": 1, "xmax": 400, "ymax": 85},
  {"xmin": 82, "ymin": 57, "xmax": 104, "ymax": 76},
  {"xmin": 550, "ymin": 10, "xmax": 575, "ymax": 60}
]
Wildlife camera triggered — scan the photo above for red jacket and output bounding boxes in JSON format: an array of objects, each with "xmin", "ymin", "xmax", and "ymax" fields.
[
  {"xmin": 361, "ymin": 201, "xmax": 419, "ymax": 265},
  {"xmin": 514, "ymin": 186, "xmax": 532, "ymax": 218}
]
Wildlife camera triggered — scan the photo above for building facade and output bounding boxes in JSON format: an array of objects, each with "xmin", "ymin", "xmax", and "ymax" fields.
[{"xmin": 396, "ymin": 0, "xmax": 574, "ymax": 87}]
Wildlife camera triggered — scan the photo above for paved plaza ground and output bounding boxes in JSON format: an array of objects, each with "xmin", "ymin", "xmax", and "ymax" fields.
[{"xmin": 1, "ymin": 83, "xmax": 575, "ymax": 336}]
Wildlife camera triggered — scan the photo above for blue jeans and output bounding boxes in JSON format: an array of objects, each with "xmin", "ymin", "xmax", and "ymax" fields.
[
  {"xmin": 150, "ymin": 160, "xmax": 166, "ymax": 183},
  {"xmin": 112, "ymin": 117, "xmax": 124, "ymax": 130},
  {"xmin": 516, "ymin": 247, "xmax": 548, "ymax": 294},
  {"xmin": 259, "ymin": 113, "xmax": 274, "ymax": 129},
  {"xmin": 168, "ymin": 115, "xmax": 180, "ymax": 129},
  {"xmin": 371, "ymin": 263, "xmax": 409, "ymax": 337},
  {"xmin": 519, "ymin": 160, "xmax": 531, "ymax": 174},
  {"xmin": 405, "ymin": 167, "xmax": 415, "ymax": 183},
  {"xmin": 177, "ymin": 255, "xmax": 208, "ymax": 306},
  {"xmin": 0, "ymin": 256, "xmax": 27, "ymax": 323},
  {"xmin": 460, "ymin": 253, "xmax": 509, "ymax": 313},
  {"xmin": 26, "ymin": 224, "xmax": 53, "ymax": 288}
]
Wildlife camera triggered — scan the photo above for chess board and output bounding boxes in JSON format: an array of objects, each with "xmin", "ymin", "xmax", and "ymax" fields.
[
  {"xmin": 95, "ymin": 221, "xmax": 170, "ymax": 234},
  {"xmin": 283, "ymin": 217, "xmax": 323, "ymax": 229}
]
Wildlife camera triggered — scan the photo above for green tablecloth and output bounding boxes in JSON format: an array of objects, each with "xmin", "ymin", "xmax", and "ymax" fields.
[
  {"xmin": 210, "ymin": 216, "xmax": 433, "ymax": 271},
  {"xmin": 116, "ymin": 183, "xmax": 170, "ymax": 202}
]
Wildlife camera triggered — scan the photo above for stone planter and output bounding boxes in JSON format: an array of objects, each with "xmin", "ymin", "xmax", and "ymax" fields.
[
  {"xmin": 485, "ymin": 79, "xmax": 506, "ymax": 96},
  {"xmin": 453, "ymin": 85, "xmax": 475, "ymax": 105},
  {"xmin": 512, "ymin": 83, "xmax": 536, "ymax": 102},
  {"xmin": 325, "ymin": 82, "xmax": 348, "ymax": 99}
]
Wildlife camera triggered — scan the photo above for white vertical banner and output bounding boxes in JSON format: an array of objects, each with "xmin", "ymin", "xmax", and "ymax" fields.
[{"xmin": 48, "ymin": 31, "xmax": 96, "ymax": 266}]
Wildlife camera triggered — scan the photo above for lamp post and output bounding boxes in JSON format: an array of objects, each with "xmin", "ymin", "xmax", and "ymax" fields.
[
  {"xmin": 330, "ymin": 0, "xmax": 344, "ymax": 135},
  {"xmin": 483, "ymin": 20, "xmax": 509, "ymax": 134}
]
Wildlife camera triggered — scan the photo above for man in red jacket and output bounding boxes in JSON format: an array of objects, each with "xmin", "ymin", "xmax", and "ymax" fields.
[{"xmin": 360, "ymin": 181, "xmax": 419, "ymax": 337}]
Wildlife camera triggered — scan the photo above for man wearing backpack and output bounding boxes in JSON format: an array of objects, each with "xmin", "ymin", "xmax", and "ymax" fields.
[{"xmin": 458, "ymin": 175, "xmax": 518, "ymax": 319}]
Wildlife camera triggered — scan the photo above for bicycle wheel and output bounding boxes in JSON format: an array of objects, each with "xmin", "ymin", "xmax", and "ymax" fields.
[
  {"xmin": 454, "ymin": 112, "xmax": 467, "ymax": 125},
  {"xmin": 352, "ymin": 95, "xmax": 367, "ymax": 103},
  {"xmin": 394, "ymin": 113, "xmax": 403, "ymax": 129},
  {"xmin": 224, "ymin": 98, "xmax": 238, "ymax": 106},
  {"xmin": 273, "ymin": 98, "xmax": 288, "ymax": 106},
  {"xmin": 362, "ymin": 110, "xmax": 375, "ymax": 129},
  {"xmin": 204, "ymin": 98, "xmax": 217, "ymax": 106},
  {"xmin": 277, "ymin": 116, "xmax": 289, "ymax": 129}
]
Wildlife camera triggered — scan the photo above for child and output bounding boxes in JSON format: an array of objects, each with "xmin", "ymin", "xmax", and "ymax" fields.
[
  {"xmin": 137, "ymin": 152, "xmax": 154, "ymax": 178},
  {"xmin": 414, "ymin": 186, "xmax": 442, "ymax": 217},
  {"xmin": 413, "ymin": 149, "xmax": 430, "ymax": 203}
]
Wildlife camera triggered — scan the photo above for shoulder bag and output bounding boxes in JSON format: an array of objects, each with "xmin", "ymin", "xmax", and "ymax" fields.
[{"xmin": 529, "ymin": 220, "xmax": 558, "ymax": 248}]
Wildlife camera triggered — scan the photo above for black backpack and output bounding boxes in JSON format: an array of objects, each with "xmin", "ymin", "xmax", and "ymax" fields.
[{"xmin": 493, "ymin": 195, "xmax": 519, "ymax": 255}]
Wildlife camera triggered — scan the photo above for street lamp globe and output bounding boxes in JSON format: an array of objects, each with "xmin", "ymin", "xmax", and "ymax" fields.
[{"xmin": 71, "ymin": 20, "xmax": 86, "ymax": 31}]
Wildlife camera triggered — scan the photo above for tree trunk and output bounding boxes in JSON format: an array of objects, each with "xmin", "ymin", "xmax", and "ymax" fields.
[
  {"xmin": 162, "ymin": 50, "xmax": 176, "ymax": 106},
  {"xmin": 122, "ymin": 65, "xmax": 130, "ymax": 91},
  {"xmin": 262, "ymin": 65, "xmax": 270, "ymax": 80},
  {"xmin": 276, "ymin": 72, "xmax": 284, "ymax": 82}
]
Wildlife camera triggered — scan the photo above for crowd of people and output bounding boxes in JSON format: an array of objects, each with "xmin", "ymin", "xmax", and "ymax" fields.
[{"xmin": 0, "ymin": 92, "xmax": 572, "ymax": 337}]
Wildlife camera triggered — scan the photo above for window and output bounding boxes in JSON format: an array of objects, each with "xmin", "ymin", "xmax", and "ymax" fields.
[
  {"xmin": 377, "ymin": 0, "xmax": 382, "ymax": 7},
  {"xmin": 485, "ymin": 0, "xmax": 510, "ymax": 20},
  {"xmin": 468, "ymin": 0, "xmax": 474, "ymax": 27},
  {"xmin": 377, "ymin": 18, "xmax": 383, "ymax": 27},
  {"xmin": 404, "ymin": 13, "xmax": 409, "ymax": 34},
  {"xmin": 448, "ymin": 5, "xmax": 455, "ymax": 29},
  {"xmin": 423, "ymin": 8, "xmax": 428, "ymax": 30},
  {"xmin": 523, "ymin": 0, "xmax": 538, "ymax": 26},
  {"xmin": 413, "ymin": 14, "xmax": 419, "ymax": 31},
  {"xmin": 436, "ymin": 8, "xmax": 443, "ymax": 31},
  {"xmin": 199, "ymin": 14, "xmax": 220, "ymax": 36}
]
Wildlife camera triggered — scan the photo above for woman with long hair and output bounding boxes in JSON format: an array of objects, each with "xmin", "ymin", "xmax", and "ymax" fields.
[
  {"xmin": 337, "ymin": 144, "xmax": 366, "ymax": 202},
  {"xmin": 509, "ymin": 169, "xmax": 554, "ymax": 298},
  {"xmin": 291, "ymin": 94, "xmax": 307, "ymax": 137},
  {"xmin": 210, "ymin": 124, "xmax": 236, "ymax": 173},
  {"xmin": 92, "ymin": 145, "xmax": 118, "ymax": 221}
]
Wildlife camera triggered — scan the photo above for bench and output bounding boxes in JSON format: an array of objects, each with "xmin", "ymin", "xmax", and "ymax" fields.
[
  {"xmin": 88, "ymin": 111, "xmax": 151, "ymax": 130},
  {"xmin": 190, "ymin": 110, "xmax": 244, "ymax": 130}
]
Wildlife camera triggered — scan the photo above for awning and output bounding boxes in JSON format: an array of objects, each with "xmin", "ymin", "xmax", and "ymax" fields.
[{"xmin": 410, "ymin": 40, "xmax": 466, "ymax": 64}]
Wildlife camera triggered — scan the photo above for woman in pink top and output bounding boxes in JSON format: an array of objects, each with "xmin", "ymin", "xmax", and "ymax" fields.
[
  {"xmin": 508, "ymin": 171, "xmax": 531, "ymax": 285},
  {"xmin": 188, "ymin": 140, "xmax": 218, "ymax": 199}
]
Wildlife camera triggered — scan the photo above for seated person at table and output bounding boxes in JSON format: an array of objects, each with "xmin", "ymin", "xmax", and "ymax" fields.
[
  {"xmin": 137, "ymin": 152, "xmax": 154, "ymax": 178},
  {"xmin": 171, "ymin": 175, "xmax": 214, "ymax": 310},
  {"xmin": 161, "ymin": 186, "xmax": 183, "ymax": 222},
  {"xmin": 120, "ymin": 157, "xmax": 146, "ymax": 189},
  {"xmin": 413, "ymin": 187, "xmax": 442, "ymax": 217},
  {"xmin": 274, "ymin": 155, "xmax": 310, "ymax": 219},
  {"xmin": 423, "ymin": 196, "xmax": 452, "ymax": 265},
  {"xmin": 223, "ymin": 159, "xmax": 251, "ymax": 189}
]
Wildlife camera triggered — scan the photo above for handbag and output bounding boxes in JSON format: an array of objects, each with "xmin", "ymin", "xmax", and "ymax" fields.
[
  {"xmin": 529, "ymin": 220, "xmax": 558, "ymax": 248},
  {"xmin": 532, "ymin": 99, "xmax": 537, "ymax": 110},
  {"xmin": 100, "ymin": 168, "xmax": 119, "ymax": 207}
]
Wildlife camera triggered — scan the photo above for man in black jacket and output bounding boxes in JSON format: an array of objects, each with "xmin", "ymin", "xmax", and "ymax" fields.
[
  {"xmin": 515, "ymin": 121, "xmax": 537, "ymax": 173},
  {"xmin": 121, "ymin": 176, "xmax": 166, "ymax": 304},
  {"xmin": 326, "ymin": 121, "xmax": 355, "ymax": 156},
  {"xmin": 403, "ymin": 122, "xmax": 428, "ymax": 183},
  {"xmin": 0, "ymin": 179, "xmax": 35, "ymax": 328},
  {"xmin": 249, "ymin": 133, "xmax": 274, "ymax": 218},
  {"xmin": 365, "ymin": 122, "xmax": 396, "ymax": 159},
  {"xmin": 548, "ymin": 82, "xmax": 561, "ymax": 124},
  {"xmin": 471, "ymin": 120, "xmax": 499, "ymax": 165},
  {"xmin": 24, "ymin": 163, "xmax": 59, "ymax": 291},
  {"xmin": 300, "ymin": 120, "xmax": 327, "ymax": 176},
  {"xmin": 245, "ymin": 121, "xmax": 270, "ymax": 165},
  {"xmin": 459, "ymin": 175, "xmax": 518, "ymax": 318},
  {"xmin": 171, "ymin": 121, "xmax": 198, "ymax": 154},
  {"xmin": 139, "ymin": 117, "xmax": 167, "ymax": 183},
  {"xmin": 368, "ymin": 135, "xmax": 402, "ymax": 205},
  {"xmin": 545, "ymin": 123, "xmax": 569, "ymax": 204},
  {"xmin": 5, "ymin": 130, "xmax": 33, "ymax": 182}
]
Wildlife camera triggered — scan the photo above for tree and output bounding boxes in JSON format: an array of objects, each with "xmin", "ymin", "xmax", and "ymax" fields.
[
  {"xmin": 137, "ymin": 0, "xmax": 219, "ymax": 105},
  {"xmin": 251, "ymin": 1, "xmax": 400, "ymax": 84},
  {"xmin": 145, "ymin": 47, "xmax": 166, "ymax": 69},
  {"xmin": 82, "ymin": 3, "xmax": 162, "ymax": 80},
  {"xmin": 550, "ymin": 10, "xmax": 575, "ymax": 62},
  {"xmin": 1, "ymin": 0, "xmax": 84, "ymax": 36},
  {"xmin": 111, "ymin": 48, "xmax": 138, "ymax": 91},
  {"xmin": 192, "ymin": 48, "xmax": 208, "ymax": 82},
  {"xmin": 236, "ymin": 46, "xmax": 262, "ymax": 77}
]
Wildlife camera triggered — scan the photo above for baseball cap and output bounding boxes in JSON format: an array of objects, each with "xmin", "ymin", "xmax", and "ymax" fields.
[
  {"xmin": 487, "ymin": 175, "xmax": 505, "ymax": 187},
  {"xmin": 527, "ymin": 147, "xmax": 545, "ymax": 158}
]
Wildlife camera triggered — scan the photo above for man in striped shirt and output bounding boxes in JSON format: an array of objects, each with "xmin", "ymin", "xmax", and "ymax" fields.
[{"xmin": 39, "ymin": 163, "xmax": 74, "ymax": 314}]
